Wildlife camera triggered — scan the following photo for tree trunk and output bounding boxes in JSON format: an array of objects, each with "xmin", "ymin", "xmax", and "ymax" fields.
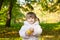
[
  {"xmin": 5, "ymin": 0, "xmax": 13, "ymax": 27},
  {"xmin": 0, "ymin": 0, "xmax": 4, "ymax": 10}
]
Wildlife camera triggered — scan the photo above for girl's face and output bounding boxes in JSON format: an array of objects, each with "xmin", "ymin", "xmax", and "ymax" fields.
[{"xmin": 26, "ymin": 18, "xmax": 35, "ymax": 24}]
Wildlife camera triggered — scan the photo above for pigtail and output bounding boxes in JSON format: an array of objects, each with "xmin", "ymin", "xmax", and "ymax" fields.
[{"xmin": 36, "ymin": 17, "xmax": 40, "ymax": 24}]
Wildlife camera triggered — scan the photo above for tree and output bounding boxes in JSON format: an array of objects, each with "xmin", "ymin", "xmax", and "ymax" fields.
[
  {"xmin": 0, "ymin": 0, "xmax": 4, "ymax": 10},
  {"xmin": 5, "ymin": 0, "xmax": 16, "ymax": 27}
]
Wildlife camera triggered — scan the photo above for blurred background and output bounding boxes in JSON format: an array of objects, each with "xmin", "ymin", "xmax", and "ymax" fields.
[{"xmin": 0, "ymin": 0, "xmax": 60, "ymax": 40}]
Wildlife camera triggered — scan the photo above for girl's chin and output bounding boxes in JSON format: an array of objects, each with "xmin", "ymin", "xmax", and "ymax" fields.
[{"xmin": 30, "ymin": 22, "xmax": 34, "ymax": 24}]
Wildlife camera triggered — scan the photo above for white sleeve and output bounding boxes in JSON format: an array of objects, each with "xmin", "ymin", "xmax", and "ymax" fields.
[
  {"xmin": 19, "ymin": 25, "xmax": 29, "ymax": 38},
  {"xmin": 33, "ymin": 25, "xmax": 42, "ymax": 36}
]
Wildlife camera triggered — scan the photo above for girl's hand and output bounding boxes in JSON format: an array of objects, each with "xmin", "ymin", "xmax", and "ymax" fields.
[
  {"xmin": 29, "ymin": 27, "xmax": 34, "ymax": 32},
  {"xmin": 25, "ymin": 28, "xmax": 34, "ymax": 36}
]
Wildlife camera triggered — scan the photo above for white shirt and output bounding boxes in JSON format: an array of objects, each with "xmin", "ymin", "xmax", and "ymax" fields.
[{"xmin": 19, "ymin": 21, "xmax": 42, "ymax": 40}]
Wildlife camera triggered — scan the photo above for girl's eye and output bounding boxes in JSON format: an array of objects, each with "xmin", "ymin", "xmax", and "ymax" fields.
[
  {"xmin": 27, "ymin": 18, "xmax": 30, "ymax": 19},
  {"xmin": 32, "ymin": 18, "xmax": 34, "ymax": 19}
]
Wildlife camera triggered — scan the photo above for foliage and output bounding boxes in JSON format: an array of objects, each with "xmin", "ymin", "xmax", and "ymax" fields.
[{"xmin": 0, "ymin": 0, "xmax": 60, "ymax": 39}]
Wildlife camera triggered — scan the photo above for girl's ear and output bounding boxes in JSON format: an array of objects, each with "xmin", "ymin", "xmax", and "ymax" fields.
[{"xmin": 35, "ymin": 18, "xmax": 37, "ymax": 21}]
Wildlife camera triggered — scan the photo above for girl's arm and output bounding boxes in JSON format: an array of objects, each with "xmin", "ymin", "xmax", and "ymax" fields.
[
  {"xmin": 32, "ymin": 25, "xmax": 42, "ymax": 37},
  {"xmin": 19, "ymin": 26, "xmax": 30, "ymax": 38}
]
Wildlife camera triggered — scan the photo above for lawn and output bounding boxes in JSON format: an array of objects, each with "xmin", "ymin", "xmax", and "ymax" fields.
[{"xmin": 0, "ymin": 22, "xmax": 60, "ymax": 40}]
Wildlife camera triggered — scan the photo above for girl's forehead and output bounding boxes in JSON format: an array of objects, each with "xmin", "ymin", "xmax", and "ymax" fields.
[
  {"xmin": 27, "ymin": 17, "xmax": 34, "ymax": 19},
  {"xmin": 26, "ymin": 16, "xmax": 35, "ymax": 19},
  {"xmin": 26, "ymin": 14, "xmax": 36, "ymax": 18}
]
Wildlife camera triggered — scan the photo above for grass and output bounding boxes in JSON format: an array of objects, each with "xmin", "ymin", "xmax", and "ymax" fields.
[
  {"xmin": 0, "ymin": 38, "xmax": 22, "ymax": 40},
  {"xmin": 0, "ymin": 22, "xmax": 60, "ymax": 40}
]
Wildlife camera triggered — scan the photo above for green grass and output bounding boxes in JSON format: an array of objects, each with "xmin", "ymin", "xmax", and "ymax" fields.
[
  {"xmin": 0, "ymin": 37, "xmax": 22, "ymax": 40},
  {"xmin": 0, "ymin": 22, "xmax": 60, "ymax": 40}
]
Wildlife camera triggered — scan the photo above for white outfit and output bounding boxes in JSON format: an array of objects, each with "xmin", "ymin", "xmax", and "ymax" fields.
[{"xmin": 19, "ymin": 21, "xmax": 42, "ymax": 40}]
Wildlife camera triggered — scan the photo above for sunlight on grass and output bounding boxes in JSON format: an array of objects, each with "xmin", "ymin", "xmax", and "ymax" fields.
[
  {"xmin": 38, "ymin": 37, "xmax": 43, "ymax": 40},
  {"xmin": 43, "ymin": 35, "xmax": 54, "ymax": 38},
  {"xmin": 53, "ymin": 25, "xmax": 60, "ymax": 30},
  {"xmin": 0, "ymin": 38, "xmax": 9, "ymax": 40},
  {"xmin": 0, "ymin": 37, "xmax": 22, "ymax": 40}
]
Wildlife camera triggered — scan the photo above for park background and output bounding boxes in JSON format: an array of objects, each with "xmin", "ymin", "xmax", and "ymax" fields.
[{"xmin": 0, "ymin": 0, "xmax": 60, "ymax": 40}]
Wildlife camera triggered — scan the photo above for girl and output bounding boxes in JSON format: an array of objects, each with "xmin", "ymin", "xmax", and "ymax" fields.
[{"xmin": 19, "ymin": 12, "xmax": 42, "ymax": 40}]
